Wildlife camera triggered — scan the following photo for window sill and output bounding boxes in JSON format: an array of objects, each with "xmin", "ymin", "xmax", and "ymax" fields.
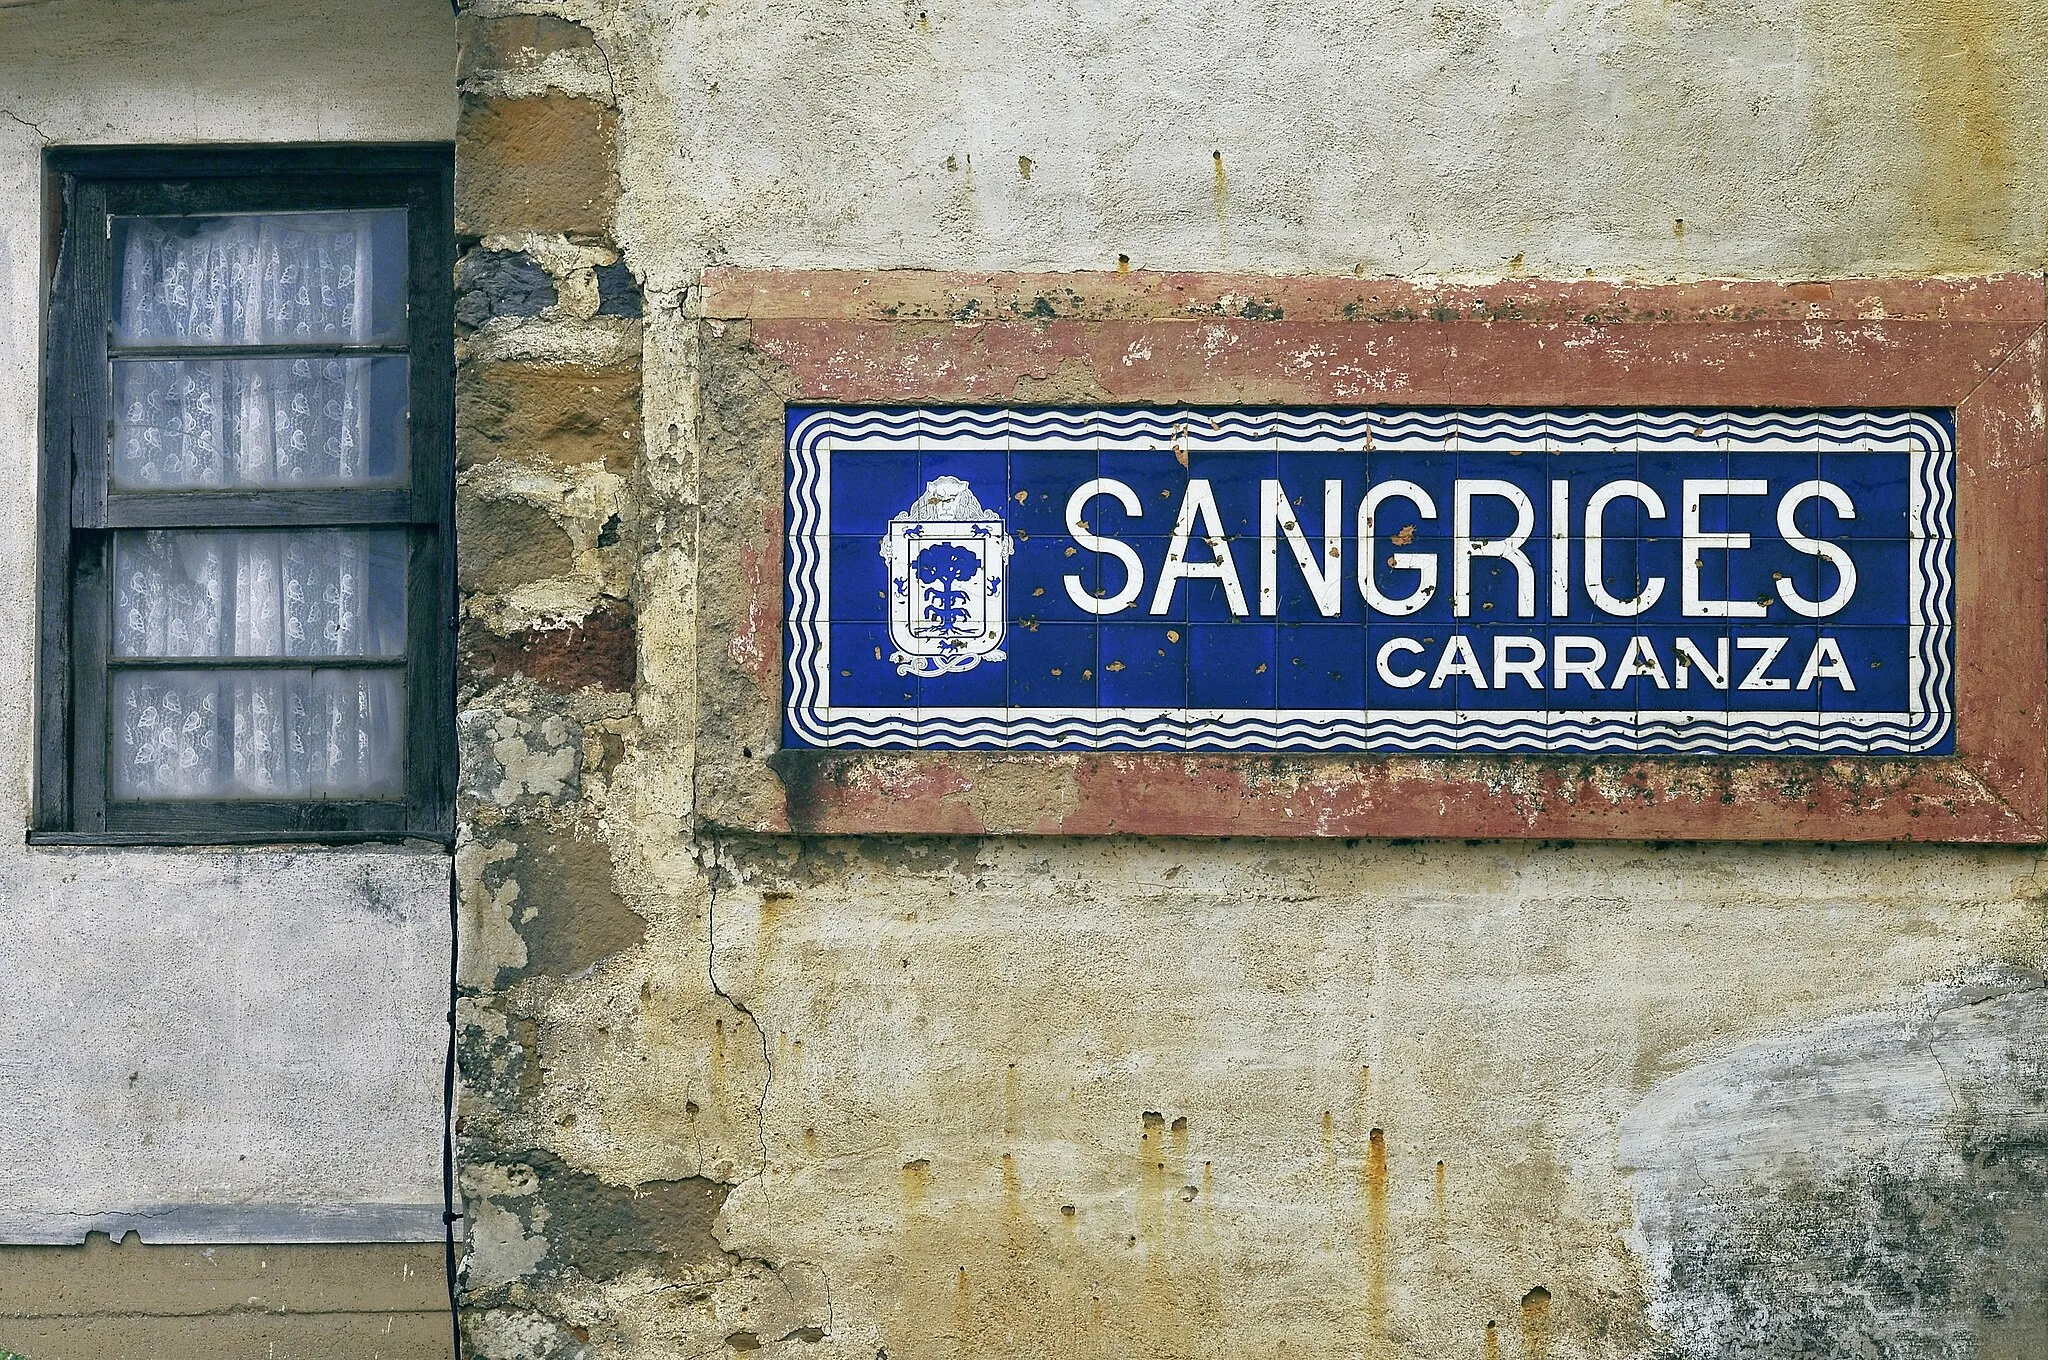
[{"xmin": 26, "ymin": 830, "xmax": 453, "ymax": 849}]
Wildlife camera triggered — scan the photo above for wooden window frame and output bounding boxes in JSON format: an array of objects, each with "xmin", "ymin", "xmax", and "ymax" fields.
[{"xmin": 32, "ymin": 145, "xmax": 455, "ymax": 846}]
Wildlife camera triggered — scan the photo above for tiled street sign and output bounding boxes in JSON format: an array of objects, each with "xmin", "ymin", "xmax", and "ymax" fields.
[
  {"xmin": 786, "ymin": 406, "xmax": 1953, "ymax": 757},
  {"xmin": 695, "ymin": 270, "xmax": 2043, "ymax": 841}
]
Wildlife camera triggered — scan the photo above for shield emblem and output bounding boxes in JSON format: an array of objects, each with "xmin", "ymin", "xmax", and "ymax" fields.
[{"xmin": 879, "ymin": 476, "xmax": 1012, "ymax": 678}]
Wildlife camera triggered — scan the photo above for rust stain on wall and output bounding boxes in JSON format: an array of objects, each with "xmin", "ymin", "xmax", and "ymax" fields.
[
  {"xmin": 1362, "ymin": 1127, "xmax": 1390, "ymax": 1349},
  {"xmin": 1881, "ymin": 0, "xmax": 2028, "ymax": 266},
  {"xmin": 1520, "ymin": 1284, "xmax": 1553, "ymax": 1360}
]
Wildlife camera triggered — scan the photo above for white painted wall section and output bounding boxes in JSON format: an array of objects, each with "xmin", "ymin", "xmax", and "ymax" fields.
[{"xmin": 0, "ymin": 0, "xmax": 456, "ymax": 1243}]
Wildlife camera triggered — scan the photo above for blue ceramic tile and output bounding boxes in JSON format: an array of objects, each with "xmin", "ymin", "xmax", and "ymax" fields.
[
  {"xmin": 917, "ymin": 650, "xmax": 1010, "ymax": 713},
  {"xmin": 1826, "ymin": 539, "xmax": 1912, "ymax": 627},
  {"xmin": 918, "ymin": 448, "xmax": 1009, "ymax": 513},
  {"xmin": 1644, "ymin": 446, "xmax": 1733, "ymax": 531},
  {"xmin": 828, "ymin": 535, "xmax": 890, "ymax": 621},
  {"xmin": 1274, "ymin": 452, "xmax": 1367, "ymax": 518},
  {"xmin": 1366, "ymin": 623, "xmax": 1449, "ymax": 711},
  {"xmin": 1277, "ymin": 625, "xmax": 1367, "ymax": 711},
  {"xmin": 1364, "ymin": 453, "xmax": 1456, "ymax": 538},
  {"xmin": 1405, "ymin": 628, "xmax": 1509, "ymax": 745},
  {"xmin": 1909, "ymin": 624, "xmax": 1956, "ymax": 712},
  {"xmin": 1550, "ymin": 451, "xmax": 1642, "ymax": 540},
  {"xmin": 1007, "ymin": 621, "xmax": 1098, "ymax": 709},
  {"xmin": 1189, "ymin": 622, "xmax": 1276, "ymax": 708},
  {"xmin": 1264, "ymin": 460, "xmax": 1361, "ymax": 622},
  {"xmin": 1634, "ymin": 702, "xmax": 1729, "ymax": 757},
  {"xmin": 1664, "ymin": 631, "xmax": 1739, "ymax": 706},
  {"xmin": 1088, "ymin": 547, "xmax": 1150, "ymax": 621},
  {"xmin": 1124, "ymin": 538, "xmax": 1198, "ymax": 622},
  {"xmin": 1818, "ymin": 451, "xmax": 1913, "ymax": 538},
  {"xmin": 1728, "ymin": 628, "xmax": 1820, "ymax": 712},
  {"xmin": 1183, "ymin": 447, "xmax": 1276, "ymax": 538},
  {"xmin": 1008, "ymin": 448, "xmax": 1098, "ymax": 539},
  {"xmin": 1104, "ymin": 449, "xmax": 1195, "ymax": 536},
  {"xmin": 1459, "ymin": 532, "xmax": 1549, "ymax": 627},
  {"xmin": 1003, "ymin": 415, "xmax": 1077, "ymax": 456},
  {"xmin": 1010, "ymin": 538, "xmax": 1095, "ymax": 626},
  {"xmin": 1728, "ymin": 450, "xmax": 1818, "ymax": 532},
  {"xmin": 786, "ymin": 404, "xmax": 1954, "ymax": 756},
  {"xmin": 1099, "ymin": 620, "xmax": 1188, "ymax": 709},
  {"xmin": 1820, "ymin": 628, "xmax": 1911, "ymax": 712},
  {"xmin": 1725, "ymin": 534, "xmax": 1821, "ymax": 627},
  {"xmin": 1467, "ymin": 627, "xmax": 1551, "ymax": 709},
  {"xmin": 1547, "ymin": 627, "xmax": 1641, "ymax": 713},
  {"xmin": 826, "ymin": 451, "xmax": 922, "ymax": 538},
  {"xmin": 1677, "ymin": 534, "xmax": 1744, "ymax": 624},
  {"xmin": 1456, "ymin": 449, "xmax": 1548, "ymax": 541},
  {"xmin": 1271, "ymin": 541, "xmax": 1363, "ymax": 623},
  {"xmin": 1580, "ymin": 535, "xmax": 1684, "ymax": 623},
  {"xmin": 828, "ymin": 621, "xmax": 919, "ymax": 709},
  {"xmin": 1361, "ymin": 537, "xmax": 1454, "ymax": 624},
  {"xmin": 1183, "ymin": 557, "xmax": 1257, "ymax": 622}
]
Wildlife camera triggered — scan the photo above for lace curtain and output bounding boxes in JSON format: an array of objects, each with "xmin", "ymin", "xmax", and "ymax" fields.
[
  {"xmin": 111, "ymin": 531, "xmax": 406, "ymax": 801},
  {"xmin": 114, "ymin": 357, "xmax": 382, "ymax": 489},
  {"xmin": 115, "ymin": 211, "xmax": 399, "ymax": 346},
  {"xmin": 107, "ymin": 210, "xmax": 409, "ymax": 802},
  {"xmin": 111, "ymin": 212, "xmax": 406, "ymax": 490}
]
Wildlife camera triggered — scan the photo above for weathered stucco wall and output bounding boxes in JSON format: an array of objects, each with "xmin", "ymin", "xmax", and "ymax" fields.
[
  {"xmin": 0, "ymin": 0, "xmax": 456, "ymax": 1242},
  {"xmin": 451, "ymin": 3, "xmax": 2048, "ymax": 1358}
]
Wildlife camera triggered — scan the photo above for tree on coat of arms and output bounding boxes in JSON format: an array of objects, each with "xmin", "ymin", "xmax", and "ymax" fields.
[{"xmin": 912, "ymin": 542, "xmax": 981, "ymax": 642}]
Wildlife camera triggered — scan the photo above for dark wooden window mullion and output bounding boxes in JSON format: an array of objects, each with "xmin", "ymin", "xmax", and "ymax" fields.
[
  {"xmin": 32, "ymin": 173, "xmax": 78, "ymax": 831},
  {"xmin": 55, "ymin": 180, "xmax": 115, "ymax": 833},
  {"xmin": 68, "ymin": 534, "xmax": 110, "ymax": 832},
  {"xmin": 107, "ymin": 344, "xmax": 412, "ymax": 362},
  {"xmin": 99, "ymin": 490, "xmax": 420, "ymax": 530},
  {"xmin": 99, "ymin": 172, "xmax": 429, "ymax": 222},
  {"xmin": 67, "ymin": 182, "xmax": 110, "ymax": 534},
  {"xmin": 106, "ymin": 657, "xmax": 409, "ymax": 671},
  {"xmin": 406, "ymin": 167, "xmax": 456, "ymax": 834},
  {"xmin": 101, "ymin": 800, "xmax": 412, "ymax": 837}
]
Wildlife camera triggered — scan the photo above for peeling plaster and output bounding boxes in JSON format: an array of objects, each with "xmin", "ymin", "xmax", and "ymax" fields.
[{"xmin": 451, "ymin": 1, "xmax": 2048, "ymax": 1356}]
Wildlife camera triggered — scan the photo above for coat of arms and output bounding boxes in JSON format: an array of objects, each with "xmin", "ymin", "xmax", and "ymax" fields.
[{"xmin": 879, "ymin": 476, "xmax": 1013, "ymax": 677}]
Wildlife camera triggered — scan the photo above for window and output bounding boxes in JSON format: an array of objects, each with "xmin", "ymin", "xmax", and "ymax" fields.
[{"xmin": 35, "ymin": 147, "xmax": 454, "ymax": 843}]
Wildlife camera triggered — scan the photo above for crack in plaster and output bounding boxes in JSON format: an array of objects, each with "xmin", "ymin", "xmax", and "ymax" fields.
[
  {"xmin": 589, "ymin": 28, "xmax": 620, "ymax": 108},
  {"xmin": 702, "ymin": 868, "xmax": 773, "ymax": 1186},
  {"xmin": 1, "ymin": 107, "xmax": 49, "ymax": 140}
]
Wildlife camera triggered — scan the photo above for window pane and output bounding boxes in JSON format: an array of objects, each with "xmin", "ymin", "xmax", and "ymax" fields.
[
  {"xmin": 112, "ymin": 356, "xmax": 408, "ymax": 490},
  {"xmin": 113, "ymin": 529, "xmax": 408, "ymax": 659},
  {"xmin": 111, "ymin": 210, "xmax": 407, "ymax": 347},
  {"xmin": 112, "ymin": 668, "xmax": 403, "ymax": 801}
]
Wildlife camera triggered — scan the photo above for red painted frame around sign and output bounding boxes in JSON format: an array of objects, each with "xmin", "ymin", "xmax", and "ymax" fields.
[{"xmin": 697, "ymin": 270, "xmax": 2047, "ymax": 842}]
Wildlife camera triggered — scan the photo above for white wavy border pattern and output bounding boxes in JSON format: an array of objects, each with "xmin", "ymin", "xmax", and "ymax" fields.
[{"xmin": 785, "ymin": 407, "xmax": 1955, "ymax": 755}]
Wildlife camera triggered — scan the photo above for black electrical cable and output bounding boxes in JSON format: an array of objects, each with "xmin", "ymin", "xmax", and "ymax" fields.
[{"xmin": 443, "ymin": 851, "xmax": 464, "ymax": 1358}]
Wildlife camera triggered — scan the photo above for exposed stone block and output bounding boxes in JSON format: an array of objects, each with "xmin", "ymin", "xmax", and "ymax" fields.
[
  {"xmin": 457, "ymin": 14, "xmax": 597, "ymax": 85},
  {"xmin": 593, "ymin": 259, "xmax": 642, "ymax": 318},
  {"xmin": 501, "ymin": 829, "xmax": 645, "ymax": 979},
  {"xmin": 467, "ymin": 1150, "xmax": 725, "ymax": 1288},
  {"xmin": 456, "ymin": 495, "xmax": 578, "ymax": 595},
  {"xmin": 464, "ymin": 605, "xmax": 636, "ymax": 695},
  {"xmin": 457, "ymin": 708, "xmax": 582, "ymax": 809},
  {"xmin": 457, "ymin": 826, "xmax": 644, "ymax": 985},
  {"xmin": 456, "ymin": 93, "xmax": 619, "ymax": 239},
  {"xmin": 458, "ymin": 362, "xmax": 639, "ymax": 474},
  {"xmin": 455, "ymin": 248, "xmax": 558, "ymax": 329}
]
